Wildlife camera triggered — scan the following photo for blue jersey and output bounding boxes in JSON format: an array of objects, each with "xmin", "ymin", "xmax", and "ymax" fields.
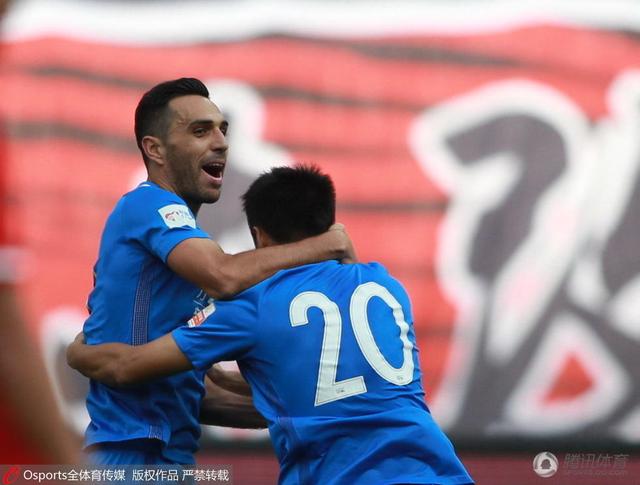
[
  {"xmin": 173, "ymin": 261, "xmax": 473, "ymax": 484},
  {"xmin": 84, "ymin": 181, "xmax": 211, "ymax": 464}
]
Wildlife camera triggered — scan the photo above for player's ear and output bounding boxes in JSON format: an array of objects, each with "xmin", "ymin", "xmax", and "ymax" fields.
[
  {"xmin": 253, "ymin": 226, "xmax": 275, "ymax": 249},
  {"xmin": 141, "ymin": 135, "xmax": 166, "ymax": 166},
  {"xmin": 253, "ymin": 226, "xmax": 266, "ymax": 249},
  {"xmin": 249, "ymin": 226, "xmax": 259, "ymax": 248}
]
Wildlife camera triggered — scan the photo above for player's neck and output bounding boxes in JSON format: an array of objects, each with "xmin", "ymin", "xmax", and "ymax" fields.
[
  {"xmin": 147, "ymin": 170, "xmax": 174, "ymax": 193},
  {"xmin": 146, "ymin": 176, "xmax": 201, "ymax": 215}
]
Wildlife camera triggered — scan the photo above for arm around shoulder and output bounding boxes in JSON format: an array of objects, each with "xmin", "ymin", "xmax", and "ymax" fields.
[
  {"xmin": 66, "ymin": 333, "xmax": 133, "ymax": 387},
  {"xmin": 167, "ymin": 224, "xmax": 356, "ymax": 299},
  {"xmin": 67, "ymin": 333, "xmax": 192, "ymax": 386}
]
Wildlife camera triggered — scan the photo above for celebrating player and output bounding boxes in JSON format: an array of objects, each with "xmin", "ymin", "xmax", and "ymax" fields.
[
  {"xmin": 69, "ymin": 165, "xmax": 474, "ymax": 485},
  {"xmin": 80, "ymin": 78, "xmax": 355, "ymax": 466}
]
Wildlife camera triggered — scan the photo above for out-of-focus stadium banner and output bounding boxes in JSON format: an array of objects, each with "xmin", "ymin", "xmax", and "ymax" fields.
[{"xmin": 1, "ymin": 0, "xmax": 639, "ymax": 449}]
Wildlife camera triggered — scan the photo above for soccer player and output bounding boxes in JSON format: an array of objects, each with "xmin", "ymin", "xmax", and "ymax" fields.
[
  {"xmin": 81, "ymin": 78, "xmax": 355, "ymax": 466},
  {"xmin": 69, "ymin": 165, "xmax": 474, "ymax": 485}
]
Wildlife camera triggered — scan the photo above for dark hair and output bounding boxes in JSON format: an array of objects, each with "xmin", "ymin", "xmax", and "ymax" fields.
[
  {"xmin": 242, "ymin": 164, "xmax": 336, "ymax": 244},
  {"xmin": 134, "ymin": 77, "xmax": 210, "ymax": 163}
]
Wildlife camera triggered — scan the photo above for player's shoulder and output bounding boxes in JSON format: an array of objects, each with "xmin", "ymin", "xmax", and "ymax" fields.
[
  {"xmin": 266, "ymin": 261, "xmax": 393, "ymax": 293},
  {"xmin": 356, "ymin": 261, "xmax": 409, "ymax": 296},
  {"xmin": 351, "ymin": 261, "xmax": 394, "ymax": 280},
  {"xmin": 118, "ymin": 182, "xmax": 193, "ymax": 222},
  {"xmin": 213, "ymin": 282, "xmax": 264, "ymax": 319},
  {"xmin": 358, "ymin": 261, "xmax": 389, "ymax": 273},
  {"xmin": 274, "ymin": 260, "xmax": 390, "ymax": 279},
  {"xmin": 120, "ymin": 182, "xmax": 185, "ymax": 207}
]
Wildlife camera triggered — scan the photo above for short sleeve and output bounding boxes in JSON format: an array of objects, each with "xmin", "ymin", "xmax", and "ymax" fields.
[
  {"xmin": 122, "ymin": 186, "xmax": 210, "ymax": 262},
  {"xmin": 172, "ymin": 294, "xmax": 259, "ymax": 371}
]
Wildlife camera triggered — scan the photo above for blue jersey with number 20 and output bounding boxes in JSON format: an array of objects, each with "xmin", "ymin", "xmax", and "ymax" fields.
[{"xmin": 173, "ymin": 261, "xmax": 473, "ymax": 485}]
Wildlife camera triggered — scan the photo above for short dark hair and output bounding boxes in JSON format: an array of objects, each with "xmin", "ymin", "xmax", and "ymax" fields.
[
  {"xmin": 134, "ymin": 77, "xmax": 210, "ymax": 163},
  {"xmin": 242, "ymin": 164, "xmax": 336, "ymax": 244}
]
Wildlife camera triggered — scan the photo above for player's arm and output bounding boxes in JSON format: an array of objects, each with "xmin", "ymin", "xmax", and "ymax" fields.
[
  {"xmin": 68, "ymin": 334, "xmax": 266, "ymax": 428},
  {"xmin": 206, "ymin": 364, "xmax": 252, "ymax": 397},
  {"xmin": 199, "ymin": 374, "xmax": 266, "ymax": 429},
  {"xmin": 167, "ymin": 223, "xmax": 356, "ymax": 300},
  {"xmin": 66, "ymin": 332, "xmax": 191, "ymax": 387}
]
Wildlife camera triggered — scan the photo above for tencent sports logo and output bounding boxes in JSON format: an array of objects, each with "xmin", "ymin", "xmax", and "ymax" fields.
[{"xmin": 533, "ymin": 452, "xmax": 559, "ymax": 478}]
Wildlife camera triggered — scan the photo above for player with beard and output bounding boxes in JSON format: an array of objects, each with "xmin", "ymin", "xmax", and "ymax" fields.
[
  {"xmin": 70, "ymin": 165, "xmax": 473, "ymax": 485},
  {"xmin": 81, "ymin": 78, "xmax": 355, "ymax": 466}
]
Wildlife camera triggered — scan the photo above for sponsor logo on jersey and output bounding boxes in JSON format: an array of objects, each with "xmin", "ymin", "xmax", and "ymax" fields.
[
  {"xmin": 158, "ymin": 204, "xmax": 196, "ymax": 229},
  {"xmin": 187, "ymin": 302, "xmax": 216, "ymax": 327}
]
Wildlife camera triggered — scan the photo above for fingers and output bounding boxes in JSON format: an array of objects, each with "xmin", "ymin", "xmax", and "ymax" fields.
[{"xmin": 332, "ymin": 222, "xmax": 358, "ymax": 264}]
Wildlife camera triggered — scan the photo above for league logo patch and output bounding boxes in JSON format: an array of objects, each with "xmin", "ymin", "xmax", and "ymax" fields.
[
  {"xmin": 188, "ymin": 302, "xmax": 216, "ymax": 327},
  {"xmin": 158, "ymin": 204, "xmax": 196, "ymax": 229}
]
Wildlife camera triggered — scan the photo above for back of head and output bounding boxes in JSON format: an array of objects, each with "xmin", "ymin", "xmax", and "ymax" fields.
[
  {"xmin": 134, "ymin": 77, "xmax": 210, "ymax": 164},
  {"xmin": 242, "ymin": 165, "xmax": 336, "ymax": 244}
]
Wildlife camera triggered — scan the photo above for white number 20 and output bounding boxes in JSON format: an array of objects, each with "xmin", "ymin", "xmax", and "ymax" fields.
[{"xmin": 289, "ymin": 282, "xmax": 414, "ymax": 406}]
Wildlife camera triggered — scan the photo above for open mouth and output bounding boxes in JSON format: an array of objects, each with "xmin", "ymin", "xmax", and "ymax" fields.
[{"xmin": 202, "ymin": 162, "xmax": 225, "ymax": 181}]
